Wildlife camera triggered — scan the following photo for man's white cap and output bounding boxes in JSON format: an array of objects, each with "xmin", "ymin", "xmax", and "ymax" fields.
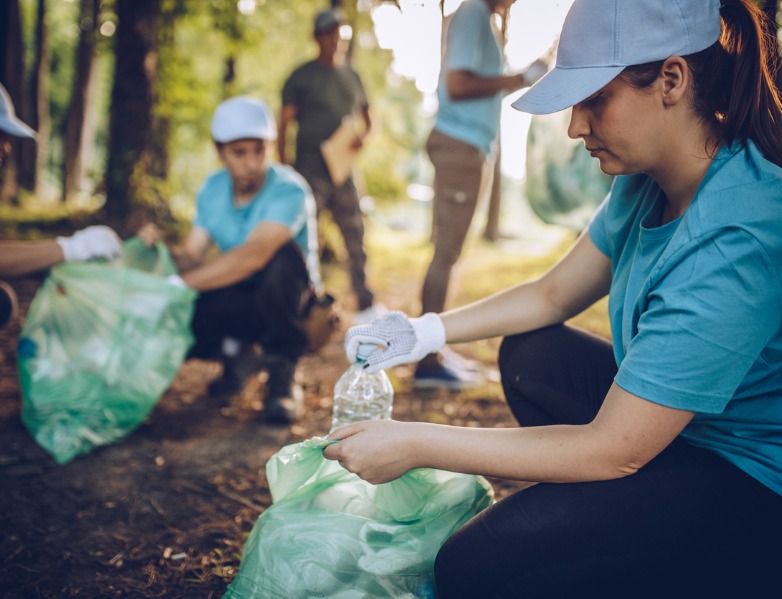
[
  {"xmin": 0, "ymin": 83, "xmax": 37, "ymax": 139},
  {"xmin": 512, "ymin": 0, "xmax": 721, "ymax": 115},
  {"xmin": 211, "ymin": 96, "xmax": 277, "ymax": 143}
]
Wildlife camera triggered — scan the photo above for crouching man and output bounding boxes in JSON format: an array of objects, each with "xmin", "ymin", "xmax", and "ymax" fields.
[{"xmin": 140, "ymin": 96, "xmax": 321, "ymax": 424}]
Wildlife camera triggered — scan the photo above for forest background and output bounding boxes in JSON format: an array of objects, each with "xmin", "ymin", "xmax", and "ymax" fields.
[
  {"xmin": 0, "ymin": 0, "xmax": 462, "ymax": 237},
  {"xmin": 2, "ymin": 0, "xmax": 780, "ymax": 238},
  {"xmin": 1, "ymin": 1, "xmax": 781, "ymax": 597}
]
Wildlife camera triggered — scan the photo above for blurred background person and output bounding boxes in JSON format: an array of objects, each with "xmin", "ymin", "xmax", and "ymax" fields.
[{"xmin": 278, "ymin": 8, "xmax": 384, "ymax": 326}]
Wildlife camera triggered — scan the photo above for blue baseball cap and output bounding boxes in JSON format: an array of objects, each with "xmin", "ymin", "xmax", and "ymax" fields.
[
  {"xmin": 0, "ymin": 83, "xmax": 36, "ymax": 139},
  {"xmin": 211, "ymin": 96, "xmax": 277, "ymax": 143},
  {"xmin": 314, "ymin": 9, "xmax": 342, "ymax": 35},
  {"xmin": 512, "ymin": 0, "xmax": 721, "ymax": 115}
]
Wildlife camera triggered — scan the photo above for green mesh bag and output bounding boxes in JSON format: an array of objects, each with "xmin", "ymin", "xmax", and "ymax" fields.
[
  {"xmin": 224, "ymin": 437, "xmax": 495, "ymax": 599},
  {"xmin": 17, "ymin": 237, "xmax": 197, "ymax": 464}
]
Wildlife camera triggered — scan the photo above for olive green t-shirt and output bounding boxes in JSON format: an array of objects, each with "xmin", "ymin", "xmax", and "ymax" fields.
[{"xmin": 281, "ymin": 60, "xmax": 368, "ymax": 181}]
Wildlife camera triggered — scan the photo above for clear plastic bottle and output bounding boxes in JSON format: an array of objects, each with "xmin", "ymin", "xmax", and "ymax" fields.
[{"xmin": 330, "ymin": 343, "xmax": 394, "ymax": 432}]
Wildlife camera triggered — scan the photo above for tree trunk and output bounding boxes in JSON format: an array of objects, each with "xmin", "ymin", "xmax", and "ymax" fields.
[
  {"xmin": 104, "ymin": 0, "xmax": 168, "ymax": 232},
  {"xmin": 20, "ymin": 0, "xmax": 50, "ymax": 196},
  {"xmin": 62, "ymin": 0, "xmax": 100, "ymax": 201},
  {"xmin": 0, "ymin": 0, "xmax": 27, "ymax": 205}
]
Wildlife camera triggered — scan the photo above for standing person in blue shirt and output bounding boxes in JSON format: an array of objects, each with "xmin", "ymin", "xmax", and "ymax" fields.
[
  {"xmin": 139, "ymin": 96, "xmax": 321, "ymax": 424},
  {"xmin": 415, "ymin": 0, "xmax": 546, "ymax": 389},
  {"xmin": 278, "ymin": 8, "xmax": 384, "ymax": 327},
  {"xmin": 327, "ymin": 0, "xmax": 782, "ymax": 595}
]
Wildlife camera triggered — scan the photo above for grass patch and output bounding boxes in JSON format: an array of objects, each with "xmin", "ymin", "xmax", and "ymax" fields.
[{"xmin": 332, "ymin": 213, "xmax": 612, "ymax": 341}]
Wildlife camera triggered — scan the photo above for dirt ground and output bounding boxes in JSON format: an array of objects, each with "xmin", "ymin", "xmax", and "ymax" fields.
[{"xmin": 0, "ymin": 273, "xmax": 528, "ymax": 598}]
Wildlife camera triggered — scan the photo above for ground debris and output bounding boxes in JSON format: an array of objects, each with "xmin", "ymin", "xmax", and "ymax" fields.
[{"xmin": 0, "ymin": 273, "xmax": 518, "ymax": 598}]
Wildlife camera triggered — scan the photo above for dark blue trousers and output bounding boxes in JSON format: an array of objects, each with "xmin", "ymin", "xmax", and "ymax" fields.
[
  {"xmin": 434, "ymin": 325, "xmax": 782, "ymax": 598},
  {"xmin": 187, "ymin": 241, "xmax": 310, "ymax": 362}
]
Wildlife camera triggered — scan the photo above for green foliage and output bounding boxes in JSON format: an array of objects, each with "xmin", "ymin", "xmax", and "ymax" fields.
[
  {"xmin": 153, "ymin": 0, "xmax": 423, "ymax": 218},
  {"xmin": 16, "ymin": 0, "xmax": 424, "ymax": 220}
]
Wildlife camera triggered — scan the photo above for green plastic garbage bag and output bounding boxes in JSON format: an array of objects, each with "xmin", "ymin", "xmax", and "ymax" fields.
[
  {"xmin": 224, "ymin": 437, "xmax": 495, "ymax": 599},
  {"xmin": 17, "ymin": 237, "xmax": 197, "ymax": 464},
  {"xmin": 525, "ymin": 108, "xmax": 614, "ymax": 231}
]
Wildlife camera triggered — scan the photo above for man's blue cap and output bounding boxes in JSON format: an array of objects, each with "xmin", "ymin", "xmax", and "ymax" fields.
[
  {"xmin": 314, "ymin": 9, "xmax": 342, "ymax": 35},
  {"xmin": 512, "ymin": 0, "xmax": 721, "ymax": 115}
]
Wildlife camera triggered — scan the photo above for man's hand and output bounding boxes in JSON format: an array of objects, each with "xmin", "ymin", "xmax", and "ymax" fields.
[
  {"xmin": 522, "ymin": 59, "xmax": 549, "ymax": 86},
  {"xmin": 57, "ymin": 226, "xmax": 122, "ymax": 262}
]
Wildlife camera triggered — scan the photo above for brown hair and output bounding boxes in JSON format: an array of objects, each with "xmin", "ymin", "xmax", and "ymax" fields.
[{"xmin": 620, "ymin": 0, "xmax": 782, "ymax": 167}]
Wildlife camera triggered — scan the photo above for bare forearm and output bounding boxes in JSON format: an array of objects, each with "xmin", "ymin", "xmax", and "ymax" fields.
[
  {"xmin": 441, "ymin": 278, "xmax": 567, "ymax": 344},
  {"xmin": 180, "ymin": 247, "xmax": 269, "ymax": 291},
  {"xmin": 406, "ymin": 422, "xmax": 633, "ymax": 483},
  {"xmin": 168, "ymin": 246, "xmax": 200, "ymax": 273},
  {"xmin": 0, "ymin": 241, "xmax": 64, "ymax": 277},
  {"xmin": 327, "ymin": 386, "xmax": 693, "ymax": 486},
  {"xmin": 447, "ymin": 71, "xmax": 526, "ymax": 100},
  {"xmin": 442, "ymin": 232, "xmax": 611, "ymax": 343}
]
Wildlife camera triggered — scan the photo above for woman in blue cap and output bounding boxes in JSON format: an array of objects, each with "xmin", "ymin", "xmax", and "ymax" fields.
[{"xmin": 326, "ymin": 0, "xmax": 782, "ymax": 595}]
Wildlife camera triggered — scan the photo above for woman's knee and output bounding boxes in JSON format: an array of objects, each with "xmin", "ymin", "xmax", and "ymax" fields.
[{"xmin": 498, "ymin": 325, "xmax": 565, "ymax": 385}]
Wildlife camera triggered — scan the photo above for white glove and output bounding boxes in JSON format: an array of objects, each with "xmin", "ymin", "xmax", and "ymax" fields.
[
  {"xmin": 166, "ymin": 274, "xmax": 188, "ymax": 288},
  {"xmin": 344, "ymin": 311, "xmax": 446, "ymax": 373},
  {"xmin": 523, "ymin": 59, "xmax": 549, "ymax": 86},
  {"xmin": 57, "ymin": 225, "xmax": 122, "ymax": 262}
]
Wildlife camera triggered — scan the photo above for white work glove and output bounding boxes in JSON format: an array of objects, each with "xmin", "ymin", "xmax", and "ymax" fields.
[
  {"xmin": 166, "ymin": 274, "xmax": 188, "ymax": 288},
  {"xmin": 344, "ymin": 311, "xmax": 446, "ymax": 373},
  {"xmin": 57, "ymin": 225, "xmax": 122, "ymax": 262},
  {"xmin": 523, "ymin": 59, "xmax": 549, "ymax": 86}
]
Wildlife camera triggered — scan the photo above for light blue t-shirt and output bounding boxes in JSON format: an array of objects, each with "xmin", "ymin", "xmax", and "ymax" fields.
[
  {"xmin": 193, "ymin": 163, "xmax": 321, "ymax": 289},
  {"xmin": 588, "ymin": 141, "xmax": 782, "ymax": 495},
  {"xmin": 434, "ymin": 0, "xmax": 505, "ymax": 156}
]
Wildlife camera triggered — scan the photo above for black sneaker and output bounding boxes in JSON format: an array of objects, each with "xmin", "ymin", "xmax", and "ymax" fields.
[
  {"xmin": 263, "ymin": 356, "xmax": 304, "ymax": 424},
  {"xmin": 207, "ymin": 344, "xmax": 265, "ymax": 397}
]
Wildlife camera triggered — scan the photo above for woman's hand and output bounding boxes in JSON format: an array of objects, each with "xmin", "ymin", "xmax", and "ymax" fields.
[{"xmin": 323, "ymin": 420, "xmax": 419, "ymax": 485}]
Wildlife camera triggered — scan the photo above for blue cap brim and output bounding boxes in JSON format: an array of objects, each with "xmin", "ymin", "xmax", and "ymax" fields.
[
  {"xmin": 0, "ymin": 116, "xmax": 37, "ymax": 140},
  {"xmin": 512, "ymin": 64, "xmax": 625, "ymax": 115}
]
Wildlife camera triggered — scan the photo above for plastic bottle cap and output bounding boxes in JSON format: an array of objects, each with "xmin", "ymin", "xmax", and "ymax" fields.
[{"xmin": 356, "ymin": 343, "xmax": 377, "ymax": 362}]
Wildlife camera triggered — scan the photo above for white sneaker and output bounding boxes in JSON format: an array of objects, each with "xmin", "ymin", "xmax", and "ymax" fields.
[
  {"xmin": 352, "ymin": 303, "xmax": 388, "ymax": 326},
  {"xmin": 441, "ymin": 346, "xmax": 482, "ymax": 373}
]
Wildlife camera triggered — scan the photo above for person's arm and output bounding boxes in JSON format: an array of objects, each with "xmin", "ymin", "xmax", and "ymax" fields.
[
  {"xmin": 345, "ymin": 230, "xmax": 611, "ymax": 372},
  {"xmin": 170, "ymin": 227, "xmax": 212, "ymax": 273},
  {"xmin": 277, "ymin": 104, "xmax": 297, "ymax": 165},
  {"xmin": 446, "ymin": 69, "xmax": 530, "ymax": 100},
  {"xmin": 136, "ymin": 222, "xmax": 210, "ymax": 273},
  {"xmin": 0, "ymin": 225, "xmax": 122, "ymax": 278},
  {"xmin": 179, "ymin": 221, "xmax": 293, "ymax": 291},
  {"xmin": 442, "ymin": 230, "xmax": 611, "ymax": 343},
  {"xmin": 0, "ymin": 240, "xmax": 64, "ymax": 277},
  {"xmin": 324, "ymin": 384, "xmax": 694, "ymax": 485}
]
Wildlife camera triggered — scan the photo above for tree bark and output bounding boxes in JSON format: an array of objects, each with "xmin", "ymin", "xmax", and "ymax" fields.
[
  {"xmin": 62, "ymin": 0, "xmax": 100, "ymax": 201},
  {"xmin": 0, "ymin": 0, "xmax": 27, "ymax": 205},
  {"xmin": 20, "ymin": 0, "xmax": 50, "ymax": 195},
  {"xmin": 103, "ymin": 0, "xmax": 166, "ymax": 231}
]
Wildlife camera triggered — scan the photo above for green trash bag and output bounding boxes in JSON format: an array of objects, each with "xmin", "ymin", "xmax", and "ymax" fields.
[
  {"xmin": 224, "ymin": 437, "xmax": 495, "ymax": 599},
  {"xmin": 525, "ymin": 108, "xmax": 614, "ymax": 231},
  {"xmin": 17, "ymin": 236, "xmax": 197, "ymax": 464}
]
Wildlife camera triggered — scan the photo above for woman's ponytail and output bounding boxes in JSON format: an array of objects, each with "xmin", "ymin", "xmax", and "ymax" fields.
[{"xmin": 718, "ymin": 0, "xmax": 782, "ymax": 166}]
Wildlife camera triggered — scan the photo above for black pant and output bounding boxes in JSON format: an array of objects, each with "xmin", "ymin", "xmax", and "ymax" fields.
[
  {"xmin": 434, "ymin": 325, "xmax": 782, "ymax": 598},
  {"xmin": 187, "ymin": 241, "xmax": 310, "ymax": 362}
]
